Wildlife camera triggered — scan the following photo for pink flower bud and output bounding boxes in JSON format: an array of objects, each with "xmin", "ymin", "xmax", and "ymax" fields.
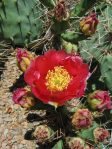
[
  {"xmin": 72, "ymin": 109, "xmax": 93, "ymax": 129},
  {"xmin": 12, "ymin": 87, "xmax": 35, "ymax": 108},
  {"xmin": 16, "ymin": 48, "xmax": 34, "ymax": 72},
  {"xmin": 93, "ymin": 127, "xmax": 110, "ymax": 143},
  {"xmin": 67, "ymin": 137, "xmax": 85, "ymax": 149},
  {"xmin": 33, "ymin": 125, "xmax": 53, "ymax": 143},
  {"xmin": 88, "ymin": 90, "xmax": 112, "ymax": 111},
  {"xmin": 80, "ymin": 13, "xmax": 99, "ymax": 36}
]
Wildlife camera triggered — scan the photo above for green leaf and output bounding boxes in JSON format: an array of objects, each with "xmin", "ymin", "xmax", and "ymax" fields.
[
  {"xmin": 78, "ymin": 122, "xmax": 99, "ymax": 141},
  {"xmin": 52, "ymin": 140, "xmax": 64, "ymax": 149}
]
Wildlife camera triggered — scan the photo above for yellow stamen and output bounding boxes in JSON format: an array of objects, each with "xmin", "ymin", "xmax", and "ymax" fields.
[{"xmin": 46, "ymin": 66, "xmax": 72, "ymax": 92}]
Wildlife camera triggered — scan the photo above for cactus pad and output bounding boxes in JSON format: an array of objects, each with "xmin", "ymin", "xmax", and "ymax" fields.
[{"xmin": 0, "ymin": 0, "xmax": 44, "ymax": 46}]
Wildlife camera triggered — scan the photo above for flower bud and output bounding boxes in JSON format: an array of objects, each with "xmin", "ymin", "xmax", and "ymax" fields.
[
  {"xmin": 67, "ymin": 137, "xmax": 85, "ymax": 149},
  {"xmin": 93, "ymin": 127, "xmax": 110, "ymax": 143},
  {"xmin": 33, "ymin": 125, "xmax": 53, "ymax": 143},
  {"xmin": 12, "ymin": 87, "xmax": 35, "ymax": 108},
  {"xmin": 66, "ymin": 98, "xmax": 81, "ymax": 112},
  {"xmin": 54, "ymin": 0, "xmax": 69, "ymax": 22},
  {"xmin": 62, "ymin": 39, "xmax": 78, "ymax": 54},
  {"xmin": 72, "ymin": 109, "xmax": 93, "ymax": 129},
  {"xmin": 87, "ymin": 90, "xmax": 112, "ymax": 111},
  {"xmin": 16, "ymin": 48, "xmax": 34, "ymax": 72},
  {"xmin": 80, "ymin": 13, "xmax": 99, "ymax": 36}
]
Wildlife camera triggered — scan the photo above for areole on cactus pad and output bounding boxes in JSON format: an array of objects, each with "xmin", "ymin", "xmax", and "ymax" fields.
[{"xmin": 24, "ymin": 50, "xmax": 90, "ymax": 106}]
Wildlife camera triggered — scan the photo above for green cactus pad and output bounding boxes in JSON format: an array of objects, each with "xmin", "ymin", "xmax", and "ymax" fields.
[
  {"xmin": 0, "ymin": 0, "xmax": 44, "ymax": 46},
  {"xmin": 100, "ymin": 55, "xmax": 112, "ymax": 93},
  {"xmin": 78, "ymin": 122, "xmax": 99, "ymax": 141}
]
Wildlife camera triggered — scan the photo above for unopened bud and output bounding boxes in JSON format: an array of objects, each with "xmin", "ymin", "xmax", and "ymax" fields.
[
  {"xmin": 62, "ymin": 39, "xmax": 78, "ymax": 54},
  {"xmin": 33, "ymin": 125, "xmax": 54, "ymax": 143},
  {"xmin": 12, "ymin": 87, "xmax": 35, "ymax": 108},
  {"xmin": 67, "ymin": 137, "xmax": 85, "ymax": 149},
  {"xmin": 88, "ymin": 90, "xmax": 112, "ymax": 111},
  {"xmin": 80, "ymin": 13, "xmax": 99, "ymax": 36},
  {"xmin": 16, "ymin": 48, "xmax": 34, "ymax": 72},
  {"xmin": 54, "ymin": 0, "xmax": 69, "ymax": 22},
  {"xmin": 72, "ymin": 109, "xmax": 93, "ymax": 129},
  {"xmin": 93, "ymin": 127, "xmax": 110, "ymax": 143}
]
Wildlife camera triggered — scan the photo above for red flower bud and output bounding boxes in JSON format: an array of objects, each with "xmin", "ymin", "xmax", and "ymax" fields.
[
  {"xmin": 12, "ymin": 87, "xmax": 35, "ymax": 108},
  {"xmin": 16, "ymin": 48, "xmax": 34, "ymax": 72},
  {"xmin": 93, "ymin": 127, "xmax": 110, "ymax": 143},
  {"xmin": 72, "ymin": 109, "xmax": 93, "ymax": 129},
  {"xmin": 33, "ymin": 125, "xmax": 54, "ymax": 143},
  {"xmin": 80, "ymin": 13, "xmax": 99, "ymax": 36},
  {"xmin": 88, "ymin": 90, "xmax": 112, "ymax": 111},
  {"xmin": 54, "ymin": 0, "xmax": 69, "ymax": 22}
]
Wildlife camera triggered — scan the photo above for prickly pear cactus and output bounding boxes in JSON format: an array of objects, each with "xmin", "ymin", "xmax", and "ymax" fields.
[
  {"xmin": 1, "ymin": 0, "xmax": 112, "ymax": 149},
  {"xmin": 79, "ymin": 4, "xmax": 112, "ymax": 61},
  {"xmin": 0, "ymin": 0, "xmax": 43, "ymax": 46}
]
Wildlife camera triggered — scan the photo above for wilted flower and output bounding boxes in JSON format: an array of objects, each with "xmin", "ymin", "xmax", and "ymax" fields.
[
  {"xmin": 24, "ymin": 50, "xmax": 89, "ymax": 107},
  {"xmin": 80, "ymin": 13, "xmax": 99, "ymax": 36},
  {"xmin": 54, "ymin": 0, "xmax": 69, "ymax": 22},
  {"xmin": 67, "ymin": 137, "xmax": 85, "ymax": 149},
  {"xmin": 16, "ymin": 48, "xmax": 34, "ymax": 72},
  {"xmin": 87, "ymin": 90, "xmax": 112, "ymax": 111},
  {"xmin": 12, "ymin": 87, "xmax": 35, "ymax": 108},
  {"xmin": 33, "ymin": 125, "xmax": 53, "ymax": 143},
  {"xmin": 93, "ymin": 127, "xmax": 110, "ymax": 143},
  {"xmin": 72, "ymin": 109, "xmax": 93, "ymax": 129}
]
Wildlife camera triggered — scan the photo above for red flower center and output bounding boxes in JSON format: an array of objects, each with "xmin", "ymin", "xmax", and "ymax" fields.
[{"xmin": 45, "ymin": 66, "xmax": 72, "ymax": 92}]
